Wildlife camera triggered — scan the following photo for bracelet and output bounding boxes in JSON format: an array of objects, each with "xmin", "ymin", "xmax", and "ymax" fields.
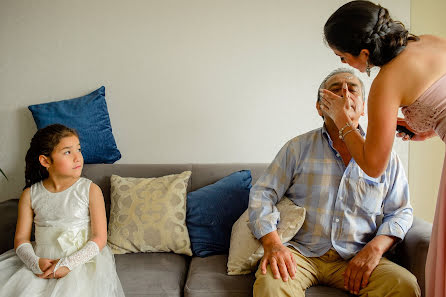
[
  {"xmin": 340, "ymin": 128, "xmax": 360, "ymax": 141},
  {"xmin": 338, "ymin": 123, "xmax": 351, "ymax": 139}
]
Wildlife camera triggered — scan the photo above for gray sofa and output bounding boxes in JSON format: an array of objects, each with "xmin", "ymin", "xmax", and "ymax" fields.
[{"xmin": 0, "ymin": 164, "xmax": 432, "ymax": 297}]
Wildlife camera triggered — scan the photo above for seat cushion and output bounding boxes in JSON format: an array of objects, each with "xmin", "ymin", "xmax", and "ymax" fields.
[
  {"xmin": 115, "ymin": 252, "xmax": 189, "ymax": 297},
  {"xmin": 306, "ymin": 286, "xmax": 354, "ymax": 297},
  {"xmin": 185, "ymin": 254, "xmax": 255, "ymax": 297},
  {"xmin": 184, "ymin": 254, "xmax": 353, "ymax": 297}
]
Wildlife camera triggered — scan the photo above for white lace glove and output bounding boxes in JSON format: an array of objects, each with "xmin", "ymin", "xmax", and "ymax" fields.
[
  {"xmin": 15, "ymin": 242, "xmax": 43, "ymax": 274},
  {"xmin": 53, "ymin": 241, "xmax": 99, "ymax": 275}
]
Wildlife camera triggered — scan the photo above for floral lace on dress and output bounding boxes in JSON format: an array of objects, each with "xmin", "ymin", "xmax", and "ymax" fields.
[{"xmin": 401, "ymin": 73, "xmax": 446, "ymax": 141}]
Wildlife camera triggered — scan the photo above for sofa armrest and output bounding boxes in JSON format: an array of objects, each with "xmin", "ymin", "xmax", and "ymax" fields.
[
  {"xmin": 397, "ymin": 217, "xmax": 432, "ymax": 297},
  {"xmin": 0, "ymin": 199, "xmax": 19, "ymax": 254}
]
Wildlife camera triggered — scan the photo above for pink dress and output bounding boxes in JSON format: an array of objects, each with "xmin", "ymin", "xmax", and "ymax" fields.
[{"xmin": 402, "ymin": 73, "xmax": 446, "ymax": 297}]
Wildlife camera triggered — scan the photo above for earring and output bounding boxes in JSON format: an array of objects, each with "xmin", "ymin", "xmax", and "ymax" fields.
[{"xmin": 366, "ymin": 60, "xmax": 371, "ymax": 77}]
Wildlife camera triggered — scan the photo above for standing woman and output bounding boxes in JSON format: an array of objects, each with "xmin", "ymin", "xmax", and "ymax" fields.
[{"xmin": 320, "ymin": 1, "xmax": 446, "ymax": 297}]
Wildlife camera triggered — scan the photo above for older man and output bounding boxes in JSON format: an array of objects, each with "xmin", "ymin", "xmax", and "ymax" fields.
[{"xmin": 248, "ymin": 68, "xmax": 420, "ymax": 296}]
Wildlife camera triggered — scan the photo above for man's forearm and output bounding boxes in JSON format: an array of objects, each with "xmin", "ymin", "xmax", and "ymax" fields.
[{"xmin": 367, "ymin": 235, "xmax": 397, "ymax": 256}]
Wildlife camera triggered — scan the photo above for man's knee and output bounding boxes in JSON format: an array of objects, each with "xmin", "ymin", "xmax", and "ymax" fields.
[
  {"xmin": 367, "ymin": 263, "xmax": 421, "ymax": 297},
  {"xmin": 388, "ymin": 271, "xmax": 421, "ymax": 297},
  {"xmin": 253, "ymin": 265, "xmax": 305, "ymax": 297}
]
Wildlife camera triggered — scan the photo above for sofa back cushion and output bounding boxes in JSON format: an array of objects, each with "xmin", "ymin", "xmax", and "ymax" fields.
[
  {"xmin": 186, "ymin": 170, "xmax": 252, "ymax": 257},
  {"xmin": 82, "ymin": 163, "xmax": 268, "ymax": 218}
]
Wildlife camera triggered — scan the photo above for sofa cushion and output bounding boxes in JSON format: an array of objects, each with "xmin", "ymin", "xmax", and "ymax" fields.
[
  {"xmin": 186, "ymin": 170, "xmax": 252, "ymax": 257},
  {"xmin": 306, "ymin": 286, "xmax": 353, "ymax": 297},
  {"xmin": 184, "ymin": 254, "xmax": 255, "ymax": 297},
  {"xmin": 115, "ymin": 252, "xmax": 188, "ymax": 297},
  {"xmin": 108, "ymin": 171, "xmax": 193, "ymax": 255},
  {"xmin": 184, "ymin": 254, "xmax": 353, "ymax": 297},
  {"xmin": 28, "ymin": 86, "xmax": 121, "ymax": 164},
  {"xmin": 0, "ymin": 199, "xmax": 20, "ymax": 254}
]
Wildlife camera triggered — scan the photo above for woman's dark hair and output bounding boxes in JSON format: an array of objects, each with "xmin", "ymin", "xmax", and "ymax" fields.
[
  {"xmin": 324, "ymin": 0, "xmax": 419, "ymax": 66},
  {"xmin": 24, "ymin": 124, "xmax": 79, "ymax": 189}
]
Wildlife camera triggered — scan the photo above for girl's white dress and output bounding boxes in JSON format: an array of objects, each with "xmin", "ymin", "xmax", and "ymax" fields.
[{"xmin": 0, "ymin": 177, "xmax": 125, "ymax": 297}]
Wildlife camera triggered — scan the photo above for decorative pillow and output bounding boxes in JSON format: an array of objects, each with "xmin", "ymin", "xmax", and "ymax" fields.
[
  {"xmin": 28, "ymin": 86, "xmax": 121, "ymax": 164},
  {"xmin": 227, "ymin": 197, "xmax": 306, "ymax": 275},
  {"xmin": 186, "ymin": 170, "xmax": 252, "ymax": 257},
  {"xmin": 107, "ymin": 171, "xmax": 192, "ymax": 256}
]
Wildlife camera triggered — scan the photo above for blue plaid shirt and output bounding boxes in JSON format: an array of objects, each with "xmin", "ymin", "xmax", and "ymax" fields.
[{"xmin": 248, "ymin": 126, "xmax": 413, "ymax": 260}]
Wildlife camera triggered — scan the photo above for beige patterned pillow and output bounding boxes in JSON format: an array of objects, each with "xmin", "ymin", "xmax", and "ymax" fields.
[
  {"xmin": 107, "ymin": 171, "xmax": 192, "ymax": 256},
  {"xmin": 227, "ymin": 197, "xmax": 306, "ymax": 275}
]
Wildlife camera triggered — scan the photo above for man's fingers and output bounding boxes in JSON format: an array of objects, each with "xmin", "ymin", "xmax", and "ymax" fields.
[
  {"xmin": 270, "ymin": 258, "xmax": 280, "ymax": 279},
  {"xmin": 284, "ymin": 256, "xmax": 295, "ymax": 278},
  {"xmin": 290, "ymin": 254, "xmax": 297, "ymax": 278},
  {"xmin": 277, "ymin": 258, "xmax": 289, "ymax": 282},
  {"xmin": 353, "ymin": 270, "xmax": 363, "ymax": 294},
  {"xmin": 343, "ymin": 267, "xmax": 351, "ymax": 290},
  {"xmin": 348, "ymin": 268, "xmax": 358, "ymax": 292},
  {"xmin": 260, "ymin": 257, "xmax": 268, "ymax": 274},
  {"xmin": 361, "ymin": 268, "xmax": 373, "ymax": 289}
]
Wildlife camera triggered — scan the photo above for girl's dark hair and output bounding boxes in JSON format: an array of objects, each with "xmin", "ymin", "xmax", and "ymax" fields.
[
  {"xmin": 24, "ymin": 124, "xmax": 79, "ymax": 189},
  {"xmin": 324, "ymin": 0, "xmax": 419, "ymax": 66}
]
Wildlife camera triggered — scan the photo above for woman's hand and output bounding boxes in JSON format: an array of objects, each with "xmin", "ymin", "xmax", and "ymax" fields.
[
  {"xmin": 319, "ymin": 83, "xmax": 357, "ymax": 128},
  {"xmin": 396, "ymin": 118, "xmax": 436, "ymax": 141}
]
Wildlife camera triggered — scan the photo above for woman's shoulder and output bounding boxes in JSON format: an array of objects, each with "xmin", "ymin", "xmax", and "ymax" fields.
[
  {"xmin": 419, "ymin": 34, "xmax": 446, "ymax": 44},
  {"xmin": 373, "ymin": 36, "xmax": 446, "ymax": 105}
]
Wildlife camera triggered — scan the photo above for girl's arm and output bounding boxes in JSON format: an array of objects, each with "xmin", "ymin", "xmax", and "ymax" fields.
[
  {"xmin": 14, "ymin": 188, "xmax": 33, "ymax": 248},
  {"xmin": 14, "ymin": 188, "xmax": 54, "ymax": 275},
  {"xmin": 87, "ymin": 183, "xmax": 108, "ymax": 250}
]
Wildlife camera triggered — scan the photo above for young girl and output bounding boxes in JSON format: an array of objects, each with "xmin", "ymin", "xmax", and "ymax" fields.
[{"xmin": 0, "ymin": 124, "xmax": 125, "ymax": 297}]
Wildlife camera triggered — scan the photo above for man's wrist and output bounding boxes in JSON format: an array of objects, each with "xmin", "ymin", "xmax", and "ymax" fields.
[
  {"xmin": 260, "ymin": 230, "xmax": 281, "ymax": 248},
  {"xmin": 367, "ymin": 235, "xmax": 397, "ymax": 256}
]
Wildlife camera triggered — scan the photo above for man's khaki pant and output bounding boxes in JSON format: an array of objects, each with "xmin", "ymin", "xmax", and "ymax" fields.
[{"xmin": 254, "ymin": 247, "xmax": 421, "ymax": 297}]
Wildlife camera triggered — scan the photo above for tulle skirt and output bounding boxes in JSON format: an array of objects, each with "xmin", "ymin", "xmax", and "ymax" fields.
[{"xmin": 0, "ymin": 232, "xmax": 124, "ymax": 297}]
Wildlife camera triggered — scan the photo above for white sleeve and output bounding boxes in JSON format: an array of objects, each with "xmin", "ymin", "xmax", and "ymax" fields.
[
  {"xmin": 54, "ymin": 241, "xmax": 99, "ymax": 273},
  {"xmin": 15, "ymin": 242, "xmax": 43, "ymax": 274}
]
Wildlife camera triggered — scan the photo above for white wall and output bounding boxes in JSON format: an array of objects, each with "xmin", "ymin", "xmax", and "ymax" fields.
[
  {"xmin": 409, "ymin": 0, "xmax": 446, "ymax": 223},
  {"xmin": 0, "ymin": 0, "xmax": 409, "ymax": 202}
]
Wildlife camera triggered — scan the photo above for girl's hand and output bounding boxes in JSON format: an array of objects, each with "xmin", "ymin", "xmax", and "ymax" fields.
[
  {"xmin": 38, "ymin": 259, "xmax": 57, "ymax": 279},
  {"xmin": 396, "ymin": 118, "xmax": 436, "ymax": 141},
  {"xmin": 320, "ymin": 83, "xmax": 356, "ymax": 127},
  {"xmin": 53, "ymin": 265, "xmax": 70, "ymax": 279},
  {"xmin": 38, "ymin": 259, "xmax": 70, "ymax": 279},
  {"xmin": 37, "ymin": 258, "xmax": 54, "ymax": 275}
]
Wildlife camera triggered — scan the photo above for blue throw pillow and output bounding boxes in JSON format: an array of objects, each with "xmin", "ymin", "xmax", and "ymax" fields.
[
  {"xmin": 28, "ymin": 86, "xmax": 121, "ymax": 164},
  {"xmin": 186, "ymin": 170, "xmax": 252, "ymax": 257}
]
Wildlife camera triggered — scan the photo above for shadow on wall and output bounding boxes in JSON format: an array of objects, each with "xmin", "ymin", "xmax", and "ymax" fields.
[{"xmin": 0, "ymin": 107, "xmax": 37, "ymax": 200}]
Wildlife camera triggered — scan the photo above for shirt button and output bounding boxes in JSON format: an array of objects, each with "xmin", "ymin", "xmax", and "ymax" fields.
[
  {"xmin": 336, "ymin": 153, "xmax": 340, "ymax": 157},
  {"xmin": 335, "ymin": 218, "xmax": 340, "ymax": 223},
  {"xmin": 339, "ymin": 196, "xmax": 343, "ymax": 201}
]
